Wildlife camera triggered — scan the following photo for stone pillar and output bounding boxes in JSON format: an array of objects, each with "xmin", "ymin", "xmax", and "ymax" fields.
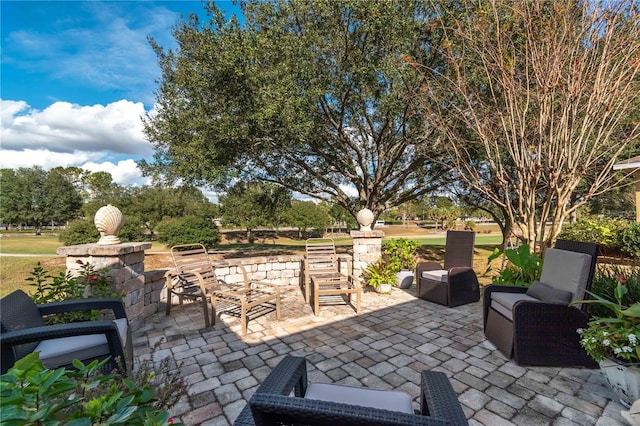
[
  {"xmin": 56, "ymin": 242, "xmax": 152, "ymax": 330},
  {"xmin": 350, "ymin": 230, "xmax": 384, "ymax": 279}
]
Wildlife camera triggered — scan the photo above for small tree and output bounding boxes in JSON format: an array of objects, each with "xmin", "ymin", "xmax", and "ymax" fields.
[{"xmin": 413, "ymin": 0, "xmax": 640, "ymax": 252}]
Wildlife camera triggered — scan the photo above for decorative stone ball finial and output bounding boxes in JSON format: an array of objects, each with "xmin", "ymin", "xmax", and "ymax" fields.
[
  {"xmin": 356, "ymin": 208, "xmax": 374, "ymax": 231},
  {"xmin": 94, "ymin": 204, "xmax": 123, "ymax": 245}
]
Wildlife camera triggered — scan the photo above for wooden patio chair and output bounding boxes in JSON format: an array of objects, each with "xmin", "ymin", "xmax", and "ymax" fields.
[
  {"xmin": 304, "ymin": 238, "xmax": 361, "ymax": 316},
  {"xmin": 166, "ymin": 244, "xmax": 281, "ymax": 336}
]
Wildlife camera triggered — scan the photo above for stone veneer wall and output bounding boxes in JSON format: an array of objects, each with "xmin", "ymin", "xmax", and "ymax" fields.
[
  {"xmin": 350, "ymin": 230, "xmax": 384, "ymax": 279},
  {"xmin": 57, "ymin": 242, "xmax": 152, "ymax": 330},
  {"xmin": 58, "ymin": 243, "xmax": 369, "ymax": 331}
]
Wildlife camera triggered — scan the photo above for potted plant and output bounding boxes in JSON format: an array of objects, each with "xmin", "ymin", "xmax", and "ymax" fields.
[
  {"xmin": 363, "ymin": 259, "xmax": 397, "ymax": 293},
  {"xmin": 383, "ymin": 238, "xmax": 420, "ymax": 289},
  {"xmin": 573, "ymin": 271, "xmax": 640, "ymax": 408}
]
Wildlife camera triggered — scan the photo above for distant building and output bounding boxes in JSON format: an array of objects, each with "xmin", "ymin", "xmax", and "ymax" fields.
[{"xmin": 613, "ymin": 155, "xmax": 640, "ymax": 222}]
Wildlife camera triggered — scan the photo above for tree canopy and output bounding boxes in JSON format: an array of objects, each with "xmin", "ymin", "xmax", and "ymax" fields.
[
  {"xmin": 412, "ymin": 0, "xmax": 640, "ymax": 250},
  {"xmin": 142, "ymin": 0, "xmax": 455, "ymax": 219}
]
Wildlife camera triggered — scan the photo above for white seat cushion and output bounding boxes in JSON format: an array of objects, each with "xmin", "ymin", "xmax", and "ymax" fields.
[
  {"xmin": 36, "ymin": 318, "xmax": 128, "ymax": 368},
  {"xmin": 490, "ymin": 292, "xmax": 539, "ymax": 321},
  {"xmin": 304, "ymin": 382, "xmax": 414, "ymax": 414},
  {"xmin": 421, "ymin": 269, "xmax": 448, "ymax": 283},
  {"xmin": 539, "ymin": 248, "xmax": 592, "ymax": 303}
]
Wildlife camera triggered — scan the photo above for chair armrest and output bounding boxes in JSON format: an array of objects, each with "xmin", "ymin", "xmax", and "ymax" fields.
[
  {"xmin": 417, "ymin": 262, "xmax": 443, "ymax": 276},
  {"xmin": 512, "ymin": 301, "xmax": 589, "ymax": 333},
  {"xmin": 482, "ymin": 284, "xmax": 527, "ymax": 325},
  {"xmin": 1, "ymin": 320, "xmax": 122, "ymax": 346},
  {"xmin": 448, "ymin": 267, "xmax": 479, "ymax": 287},
  {"xmin": 255, "ymin": 355, "xmax": 308, "ymax": 397},
  {"xmin": 249, "ymin": 394, "xmax": 453, "ymax": 426},
  {"xmin": 420, "ymin": 370, "xmax": 468, "ymax": 425},
  {"xmin": 37, "ymin": 298, "xmax": 127, "ymax": 319}
]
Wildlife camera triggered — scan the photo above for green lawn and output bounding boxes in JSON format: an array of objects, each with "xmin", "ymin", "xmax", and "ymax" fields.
[
  {"xmin": 0, "ymin": 232, "xmax": 504, "ymax": 298},
  {"xmin": 0, "ymin": 235, "xmax": 62, "ymax": 255}
]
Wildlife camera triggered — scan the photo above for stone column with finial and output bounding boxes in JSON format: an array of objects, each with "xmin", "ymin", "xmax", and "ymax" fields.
[
  {"xmin": 56, "ymin": 205, "xmax": 151, "ymax": 330},
  {"xmin": 350, "ymin": 208, "xmax": 384, "ymax": 280}
]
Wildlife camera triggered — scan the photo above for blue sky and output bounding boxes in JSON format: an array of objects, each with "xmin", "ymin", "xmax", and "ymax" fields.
[{"xmin": 1, "ymin": 1, "xmax": 241, "ymax": 189}]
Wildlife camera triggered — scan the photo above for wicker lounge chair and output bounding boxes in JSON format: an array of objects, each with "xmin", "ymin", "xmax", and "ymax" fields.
[
  {"xmin": 416, "ymin": 230, "xmax": 480, "ymax": 307},
  {"xmin": 483, "ymin": 239, "xmax": 599, "ymax": 367},
  {"xmin": 304, "ymin": 238, "xmax": 361, "ymax": 315},
  {"xmin": 0, "ymin": 289, "xmax": 132, "ymax": 374},
  {"xmin": 166, "ymin": 244, "xmax": 281, "ymax": 336},
  {"xmin": 234, "ymin": 355, "xmax": 468, "ymax": 425}
]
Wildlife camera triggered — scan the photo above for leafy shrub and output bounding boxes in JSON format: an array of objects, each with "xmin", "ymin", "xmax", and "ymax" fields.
[
  {"xmin": 464, "ymin": 220, "xmax": 476, "ymax": 231},
  {"xmin": 118, "ymin": 218, "xmax": 146, "ymax": 242},
  {"xmin": 59, "ymin": 218, "xmax": 99, "ymax": 245},
  {"xmin": 26, "ymin": 261, "xmax": 120, "ymax": 324},
  {"xmin": 0, "ymin": 348, "xmax": 187, "ymax": 426},
  {"xmin": 363, "ymin": 259, "xmax": 398, "ymax": 289},
  {"xmin": 59, "ymin": 218, "xmax": 146, "ymax": 245},
  {"xmin": 157, "ymin": 216, "xmax": 221, "ymax": 248},
  {"xmin": 557, "ymin": 216, "xmax": 628, "ymax": 254},
  {"xmin": 487, "ymin": 244, "xmax": 542, "ymax": 286},
  {"xmin": 383, "ymin": 238, "xmax": 420, "ymax": 272},
  {"xmin": 619, "ymin": 222, "xmax": 640, "ymax": 259},
  {"xmin": 589, "ymin": 263, "xmax": 640, "ymax": 318}
]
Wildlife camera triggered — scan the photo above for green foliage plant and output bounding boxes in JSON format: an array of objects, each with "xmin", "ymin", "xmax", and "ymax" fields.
[
  {"xmin": 363, "ymin": 259, "xmax": 398, "ymax": 290},
  {"xmin": 463, "ymin": 220, "xmax": 476, "ymax": 231},
  {"xmin": 557, "ymin": 216, "xmax": 628, "ymax": 254},
  {"xmin": 0, "ymin": 349, "xmax": 187, "ymax": 425},
  {"xmin": 383, "ymin": 238, "xmax": 420, "ymax": 272},
  {"xmin": 157, "ymin": 216, "xmax": 221, "ymax": 248},
  {"xmin": 619, "ymin": 222, "xmax": 640, "ymax": 259},
  {"xmin": 26, "ymin": 260, "xmax": 120, "ymax": 324},
  {"xmin": 60, "ymin": 218, "xmax": 146, "ymax": 246},
  {"xmin": 589, "ymin": 264, "xmax": 640, "ymax": 318},
  {"xmin": 486, "ymin": 244, "xmax": 542, "ymax": 287},
  {"xmin": 572, "ymin": 275, "xmax": 640, "ymax": 366},
  {"xmin": 59, "ymin": 219, "xmax": 100, "ymax": 246}
]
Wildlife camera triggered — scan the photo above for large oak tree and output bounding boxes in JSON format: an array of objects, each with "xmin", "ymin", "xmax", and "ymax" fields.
[{"xmin": 142, "ymin": 0, "xmax": 455, "ymax": 219}]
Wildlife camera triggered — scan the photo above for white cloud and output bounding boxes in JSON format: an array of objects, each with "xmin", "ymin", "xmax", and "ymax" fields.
[
  {"xmin": 1, "ymin": 99, "xmax": 152, "ymax": 155},
  {"xmin": 82, "ymin": 159, "xmax": 150, "ymax": 187},
  {"xmin": 0, "ymin": 98, "xmax": 154, "ymax": 188}
]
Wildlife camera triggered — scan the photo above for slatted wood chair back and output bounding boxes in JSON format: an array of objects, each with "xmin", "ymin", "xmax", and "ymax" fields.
[
  {"xmin": 170, "ymin": 244, "xmax": 220, "ymax": 294},
  {"xmin": 305, "ymin": 238, "xmax": 340, "ymax": 277}
]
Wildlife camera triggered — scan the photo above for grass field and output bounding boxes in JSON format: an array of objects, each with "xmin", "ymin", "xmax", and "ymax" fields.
[{"xmin": 0, "ymin": 228, "xmax": 503, "ymax": 298}]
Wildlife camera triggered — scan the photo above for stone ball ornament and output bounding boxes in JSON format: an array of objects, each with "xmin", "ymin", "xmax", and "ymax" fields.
[
  {"xmin": 356, "ymin": 208, "xmax": 375, "ymax": 231},
  {"xmin": 94, "ymin": 204, "xmax": 123, "ymax": 245}
]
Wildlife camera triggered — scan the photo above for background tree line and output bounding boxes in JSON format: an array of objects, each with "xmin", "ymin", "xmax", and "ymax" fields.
[{"xmin": 0, "ymin": 166, "xmax": 353, "ymax": 245}]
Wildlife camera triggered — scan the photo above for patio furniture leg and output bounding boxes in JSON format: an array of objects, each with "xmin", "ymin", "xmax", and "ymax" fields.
[
  {"xmin": 356, "ymin": 290, "xmax": 361, "ymax": 314},
  {"xmin": 201, "ymin": 294, "xmax": 211, "ymax": 328},
  {"xmin": 242, "ymin": 304, "xmax": 248, "ymax": 336},
  {"xmin": 211, "ymin": 295, "xmax": 217, "ymax": 326},
  {"xmin": 275, "ymin": 289, "xmax": 281, "ymax": 320}
]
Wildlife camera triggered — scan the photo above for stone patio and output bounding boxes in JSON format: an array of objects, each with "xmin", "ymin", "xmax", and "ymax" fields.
[{"xmin": 132, "ymin": 284, "xmax": 629, "ymax": 425}]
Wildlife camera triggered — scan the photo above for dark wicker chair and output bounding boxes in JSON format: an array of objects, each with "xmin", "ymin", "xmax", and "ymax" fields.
[
  {"xmin": 416, "ymin": 230, "xmax": 480, "ymax": 307},
  {"xmin": 234, "ymin": 355, "xmax": 468, "ymax": 426},
  {"xmin": 483, "ymin": 239, "xmax": 599, "ymax": 367},
  {"xmin": 0, "ymin": 289, "xmax": 132, "ymax": 374}
]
